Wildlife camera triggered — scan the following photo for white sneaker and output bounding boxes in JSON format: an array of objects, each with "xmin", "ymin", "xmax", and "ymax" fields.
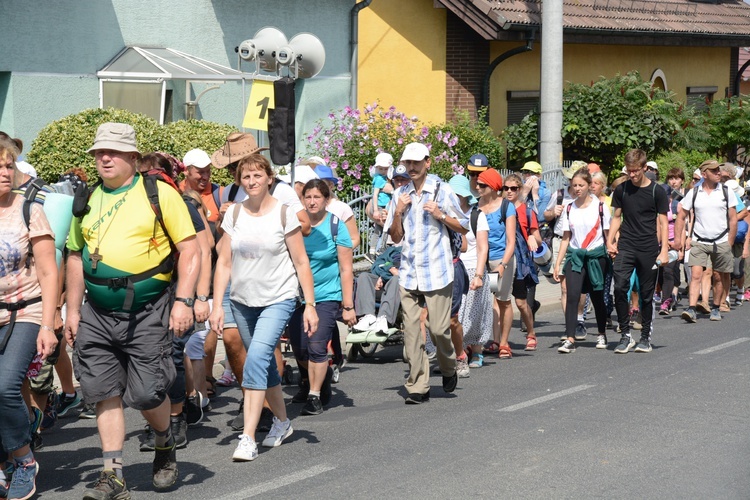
[
  {"xmin": 232, "ymin": 434, "xmax": 258, "ymax": 461},
  {"xmin": 371, "ymin": 316, "xmax": 388, "ymax": 333},
  {"xmin": 456, "ymin": 357, "xmax": 470, "ymax": 378},
  {"xmin": 261, "ymin": 417, "xmax": 293, "ymax": 448},
  {"xmin": 353, "ymin": 314, "xmax": 376, "ymax": 331},
  {"xmin": 596, "ymin": 334, "xmax": 607, "ymax": 349}
]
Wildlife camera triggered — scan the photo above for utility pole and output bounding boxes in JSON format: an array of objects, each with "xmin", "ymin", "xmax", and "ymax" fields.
[{"xmin": 539, "ymin": 0, "xmax": 563, "ymax": 169}]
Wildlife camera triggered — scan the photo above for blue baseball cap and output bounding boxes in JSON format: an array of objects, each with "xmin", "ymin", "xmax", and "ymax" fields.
[
  {"xmin": 314, "ymin": 165, "xmax": 339, "ymax": 183},
  {"xmin": 467, "ymin": 153, "xmax": 489, "ymax": 172}
]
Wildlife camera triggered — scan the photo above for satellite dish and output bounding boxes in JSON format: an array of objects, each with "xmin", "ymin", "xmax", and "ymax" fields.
[
  {"xmin": 238, "ymin": 26, "xmax": 287, "ymax": 73},
  {"xmin": 275, "ymin": 33, "xmax": 326, "ymax": 79}
]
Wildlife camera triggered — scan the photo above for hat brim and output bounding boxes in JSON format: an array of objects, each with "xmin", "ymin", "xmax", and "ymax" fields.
[
  {"xmin": 466, "ymin": 165, "xmax": 489, "ymax": 172},
  {"xmin": 520, "ymin": 167, "xmax": 542, "ymax": 174},
  {"xmin": 211, "ymin": 147, "xmax": 270, "ymax": 169},
  {"xmin": 87, "ymin": 142, "xmax": 140, "ymax": 155}
]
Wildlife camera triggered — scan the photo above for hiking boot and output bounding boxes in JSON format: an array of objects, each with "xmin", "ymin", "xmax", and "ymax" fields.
[
  {"xmin": 596, "ymin": 334, "xmax": 608, "ymax": 349},
  {"xmin": 232, "ymin": 435, "xmax": 258, "ymax": 462},
  {"xmin": 56, "ymin": 391, "xmax": 82, "ymax": 417},
  {"xmin": 320, "ymin": 366, "xmax": 334, "ymax": 406},
  {"xmin": 614, "ymin": 335, "xmax": 635, "ymax": 354},
  {"xmin": 630, "ymin": 309, "xmax": 642, "ymax": 330},
  {"xmin": 82, "ymin": 469, "xmax": 130, "ymax": 500},
  {"xmin": 681, "ymin": 307, "xmax": 697, "ymax": 323},
  {"xmin": 456, "ymin": 357, "xmax": 470, "ymax": 378},
  {"xmin": 300, "ymin": 395, "xmax": 323, "ymax": 416},
  {"xmin": 152, "ymin": 442, "xmax": 178, "ymax": 491},
  {"xmin": 261, "ymin": 417, "xmax": 293, "ymax": 448},
  {"xmin": 710, "ymin": 308, "xmax": 722, "ymax": 321},
  {"xmin": 7, "ymin": 461, "xmax": 38, "ymax": 500},
  {"xmin": 442, "ymin": 371, "xmax": 458, "ymax": 393},
  {"xmin": 574, "ymin": 322, "xmax": 587, "ymax": 341},
  {"xmin": 558, "ymin": 339, "xmax": 576, "ymax": 353},
  {"xmin": 140, "ymin": 425, "xmax": 155, "ymax": 452},
  {"xmin": 230, "ymin": 401, "xmax": 244, "ymax": 431},
  {"xmin": 291, "ymin": 380, "xmax": 310, "ymax": 404},
  {"xmin": 659, "ymin": 298, "xmax": 673, "ymax": 315},
  {"xmin": 79, "ymin": 403, "xmax": 97, "ymax": 419},
  {"xmin": 170, "ymin": 415, "xmax": 188, "ymax": 450},
  {"xmin": 634, "ymin": 337, "xmax": 652, "ymax": 353},
  {"xmin": 184, "ymin": 393, "xmax": 203, "ymax": 426}
]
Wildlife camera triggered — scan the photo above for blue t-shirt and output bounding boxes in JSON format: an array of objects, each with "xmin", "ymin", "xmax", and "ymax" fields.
[
  {"xmin": 486, "ymin": 202, "xmax": 517, "ymax": 261},
  {"xmin": 373, "ymin": 174, "xmax": 391, "ymax": 208},
  {"xmin": 303, "ymin": 212, "xmax": 353, "ymax": 302}
]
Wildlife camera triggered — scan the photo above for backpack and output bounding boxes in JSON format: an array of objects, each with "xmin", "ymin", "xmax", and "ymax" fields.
[
  {"xmin": 471, "ymin": 198, "xmax": 511, "ymax": 272},
  {"xmin": 227, "ymin": 178, "xmax": 282, "ymax": 203},
  {"xmin": 689, "ymin": 183, "xmax": 730, "ymax": 244},
  {"xmin": 514, "ymin": 203, "xmax": 539, "ymax": 282},
  {"xmin": 434, "ymin": 182, "xmax": 463, "ymax": 260},
  {"xmin": 20, "ymin": 177, "xmax": 51, "ymax": 268}
]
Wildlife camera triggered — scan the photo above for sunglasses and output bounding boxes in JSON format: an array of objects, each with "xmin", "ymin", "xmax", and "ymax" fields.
[
  {"xmin": 693, "ymin": 177, "xmax": 701, "ymax": 181},
  {"xmin": 502, "ymin": 186, "xmax": 519, "ymax": 192},
  {"xmin": 705, "ymin": 168, "xmax": 720, "ymax": 174},
  {"xmin": 476, "ymin": 182, "xmax": 489, "ymax": 189}
]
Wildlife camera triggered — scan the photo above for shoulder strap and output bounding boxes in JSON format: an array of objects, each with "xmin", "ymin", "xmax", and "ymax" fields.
[
  {"xmin": 143, "ymin": 174, "xmax": 175, "ymax": 253},
  {"xmin": 228, "ymin": 183, "xmax": 240, "ymax": 202},
  {"xmin": 556, "ymin": 188, "xmax": 564, "ymax": 205},
  {"xmin": 566, "ymin": 201, "xmax": 573, "ymax": 221},
  {"xmin": 470, "ymin": 205, "xmax": 480, "ymax": 236},
  {"xmin": 689, "ymin": 186, "xmax": 700, "ymax": 240},
  {"xmin": 211, "ymin": 183, "xmax": 221, "ymax": 209},
  {"xmin": 330, "ymin": 214, "xmax": 340, "ymax": 243},
  {"xmin": 599, "ymin": 201, "xmax": 606, "ymax": 241},
  {"xmin": 500, "ymin": 198, "xmax": 510, "ymax": 226},
  {"xmin": 270, "ymin": 178, "xmax": 279, "ymax": 196},
  {"xmin": 22, "ymin": 178, "xmax": 48, "ymax": 230},
  {"xmin": 231, "ymin": 202, "xmax": 242, "ymax": 231},
  {"xmin": 280, "ymin": 202, "xmax": 287, "ymax": 230},
  {"xmin": 182, "ymin": 193, "xmax": 201, "ymax": 210},
  {"xmin": 433, "ymin": 181, "xmax": 441, "ymax": 201}
]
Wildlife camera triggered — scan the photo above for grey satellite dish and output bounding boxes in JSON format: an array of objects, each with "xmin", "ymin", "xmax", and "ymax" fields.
[
  {"xmin": 275, "ymin": 33, "xmax": 326, "ymax": 79},
  {"xmin": 238, "ymin": 26, "xmax": 287, "ymax": 73}
]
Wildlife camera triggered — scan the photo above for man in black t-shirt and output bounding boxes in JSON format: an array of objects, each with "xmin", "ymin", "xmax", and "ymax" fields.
[{"xmin": 607, "ymin": 149, "xmax": 669, "ymax": 354}]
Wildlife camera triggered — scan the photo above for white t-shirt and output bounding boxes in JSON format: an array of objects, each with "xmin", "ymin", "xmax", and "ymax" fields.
[
  {"xmin": 221, "ymin": 200, "xmax": 301, "ymax": 307},
  {"xmin": 222, "ymin": 180, "xmax": 304, "ymax": 215},
  {"xmin": 561, "ymin": 197, "xmax": 611, "ymax": 250},
  {"xmin": 327, "ymin": 198, "xmax": 354, "ymax": 221},
  {"xmin": 681, "ymin": 183, "xmax": 737, "ymax": 244},
  {"xmin": 545, "ymin": 187, "xmax": 575, "ymax": 236},
  {"xmin": 460, "ymin": 208, "xmax": 489, "ymax": 270}
]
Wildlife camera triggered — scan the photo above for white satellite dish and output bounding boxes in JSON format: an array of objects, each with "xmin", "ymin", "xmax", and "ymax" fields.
[
  {"xmin": 238, "ymin": 26, "xmax": 288, "ymax": 73},
  {"xmin": 275, "ymin": 33, "xmax": 326, "ymax": 79}
]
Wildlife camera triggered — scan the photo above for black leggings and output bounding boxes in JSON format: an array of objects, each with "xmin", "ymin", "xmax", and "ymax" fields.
[
  {"xmin": 658, "ymin": 259, "xmax": 681, "ymax": 298},
  {"xmin": 563, "ymin": 256, "xmax": 609, "ymax": 338}
]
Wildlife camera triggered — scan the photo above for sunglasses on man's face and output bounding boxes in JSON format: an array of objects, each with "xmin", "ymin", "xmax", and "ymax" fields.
[
  {"xmin": 476, "ymin": 182, "xmax": 489, "ymax": 189},
  {"xmin": 503, "ymin": 186, "xmax": 519, "ymax": 192}
]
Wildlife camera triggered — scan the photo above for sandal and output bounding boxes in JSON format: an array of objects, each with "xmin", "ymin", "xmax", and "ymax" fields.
[
  {"xmin": 468, "ymin": 354, "xmax": 484, "ymax": 368},
  {"xmin": 525, "ymin": 336, "xmax": 537, "ymax": 351},
  {"xmin": 498, "ymin": 345, "xmax": 513, "ymax": 359},
  {"xmin": 205, "ymin": 376, "xmax": 217, "ymax": 397},
  {"xmin": 482, "ymin": 341, "xmax": 500, "ymax": 355}
]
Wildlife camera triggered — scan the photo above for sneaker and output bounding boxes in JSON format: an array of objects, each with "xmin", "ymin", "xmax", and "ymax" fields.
[
  {"xmin": 558, "ymin": 339, "xmax": 576, "ymax": 353},
  {"xmin": 170, "ymin": 415, "xmax": 188, "ymax": 450},
  {"xmin": 41, "ymin": 391, "xmax": 59, "ymax": 430},
  {"xmin": 681, "ymin": 307, "xmax": 697, "ymax": 323},
  {"xmin": 216, "ymin": 371, "xmax": 236, "ymax": 387},
  {"xmin": 258, "ymin": 407, "xmax": 274, "ymax": 433},
  {"xmin": 653, "ymin": 292, "xmax": 662, "ymax": 304},
  {"xmin": 734, "ymin": 293, "xmax": 744, "ymax": 307},
  {"xmin": 614, "ymin": 335, "xmax": 636, "ymax": 354},
  {"xmin": 56, "ymin": 391, "xmax": 82, "ymax": 417},
  {"xmin": 230, "ymin": 401, "xmax": 244, "ymax": 431},
  {"xmin": 574, "ymin": 322, "xmax": 587, "ymax": 341},
  {"xmin": 353, "ymin": 314, "xmax": 376, "ymax": 331},
  {"xmin": 291, "ymin": 380, "xmax": 310, "ymax": 403},
  {"xmin": 29, "ymin": 407, "xmax": 42, "ymax": 436},
  {"xmin": 82, "ymin": 469, "xmax": 129, "ymax": 500},
  {"xmin": 710, "ymin": 308, "xmax": 722, "ymax": 321},
  {"xmin": 456, "ymin": 357, "xmax": 470, "ymax": 378},
  {"xmin": 405, "ymin": 391, "xmax": 430, "ymax": 404},
  {"xmin": 232, "ymin": 435, "xmax": 258, "ymax": 462},
  {"xmin": 261, "ymin": 417, "xmax": 293, "ymax": 448},
  {"xmin": 659, "ymin": 298, "xmax": 673, "ymax": 315},
  {"xmin": 371, "ymin": 315, "xmax": 388, "ymax": 333},
  {"xmin": 331, "ymin": 363, "xmax": 341, "ymax": 384},
  {"xmin": 596, "ymin": 334, "xmax": 607, "ymax": 349},
  {"xmin": 300, "ymin": 395, "xmax": 323, "ymax": 416},
  {"xmin": 140, "ymin": 425, "xmax": 156, "ymax": 452},
  {"xmin": 606, "ymin": 316, "xmax": 613, "ymax": 329},
  {"xmin": 184, "ymin": 393, "xmax": 203, "ymax": 426},
  {"xmin": 320, "ymin": 367, "xmax": 333, "ymax": 406},
  {"xmin": 7, "ymin": 461, "xmax": 38, "ymax": 500},
  {"xmin": 442, "ymin": 372, "xmax": 458, "ymax": 393},
  {"xmin": 426, "ymin": 349, "xmax": 437, "ymax": 361},
  {"xmin": 744, "ymin": 289, "xmax": 750, "ymax": 301},
  {"xmin": 152, "ymin": 442, "xmax": 178, "ymax": 491},
  {"xmin": 630, "ymin": 309, "xmax": 642, "ymax": 330},
  {"xmin": 634, "ymin": 337, "xmax": 652, "ymax": 353},
  {"xmin": 696, "ymin": 301, "xmax": 711, "ymax": 314},
  {"xmin": 79, "ymin": 403, "xmax": 97, "ymax": 419}
]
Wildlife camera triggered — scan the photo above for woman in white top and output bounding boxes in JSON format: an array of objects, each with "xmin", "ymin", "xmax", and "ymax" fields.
[
  {"xmin": 211, "ymin": 154, "xmax": 318, "ymax": 462},
  {"xmin": 553, "ymin": 168, "xmax": 611, "ymax": 353}
]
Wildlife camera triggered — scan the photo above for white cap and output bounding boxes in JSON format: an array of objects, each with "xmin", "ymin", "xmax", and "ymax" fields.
[
  {"xmin": 693, "ymin": 168, "xmax": 702, "ymax": 178},
  {"xmin": 374, "ymin": 152, "xmax": 393, "ymax": 168},
  {"xmin": 306, "ymin": 155, "xmax": 326, "ymax": 166},
  {"xmin": 278, "ymin": 164, "xmax": 319, "ymax": 185},
  {"xmin": 183, "ymin": 149, "xmax": 212, "ymax": 169},
  {"xmin": 15, "ymin": 160, "xmax": 37, "ymax": 178},
  {"xmin": 400, "ymin": 143, "xmax": 429, "ymax": 162},
  {"xmin": 646, "ymin": 161, "xmax": 658, "ymax": 170}
]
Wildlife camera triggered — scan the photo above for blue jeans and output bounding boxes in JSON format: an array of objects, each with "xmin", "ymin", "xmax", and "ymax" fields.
[
  {"xmin": 0, "ymin": 322, "xmax": 38, "ymax": 454},
  {"xmin": 230, "ymin": 299, "xmax": 296, "ymax": 390}
]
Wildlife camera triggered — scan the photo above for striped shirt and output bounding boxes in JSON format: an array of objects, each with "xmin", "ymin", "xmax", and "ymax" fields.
[{"xmin": 383, "ymin": 174, "xmax": 469, "ymax": 291}]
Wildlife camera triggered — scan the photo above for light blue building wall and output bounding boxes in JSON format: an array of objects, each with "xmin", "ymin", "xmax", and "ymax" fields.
[{"xmin": 0, "ymin": 0, "xmax": 354, "ymax": 158}]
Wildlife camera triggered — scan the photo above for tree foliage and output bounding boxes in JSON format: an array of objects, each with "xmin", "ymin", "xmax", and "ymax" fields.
[{"xmin": 704, "ymin": 95, "xmax": 750, "ymax": 161}]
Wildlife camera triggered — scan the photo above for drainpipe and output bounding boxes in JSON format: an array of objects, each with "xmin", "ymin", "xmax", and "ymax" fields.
[
  {"xmin": 481, "ymin": 29, "xmax": 535, "ymax": 124},
  {"xmin": 350, "ymin": 0, "xmax": 373, "ymax": 109}
]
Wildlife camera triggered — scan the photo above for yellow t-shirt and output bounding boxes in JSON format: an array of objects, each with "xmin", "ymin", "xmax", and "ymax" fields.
[{"xmin": 68, "ymin": 175, "xmax": 195, "ymax": 311}]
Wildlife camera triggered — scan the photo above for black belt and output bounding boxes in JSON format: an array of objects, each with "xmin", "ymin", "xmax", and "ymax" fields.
[{"xmin": 0, "ymin": 296, "xmax": 43, "ymax": 352}]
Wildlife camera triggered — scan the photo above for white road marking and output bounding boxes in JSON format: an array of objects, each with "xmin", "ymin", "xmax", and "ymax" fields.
[
  {"xmin": 217, "ymin": 463, "xmax": 336, "ymax": 499},
  {"xmin": 498, "ymin": 384, "xmax": 596, "ymax": 412},
  {"xmin": 694, "ymin": 337, "xmax": 750, "ymax": 355}
]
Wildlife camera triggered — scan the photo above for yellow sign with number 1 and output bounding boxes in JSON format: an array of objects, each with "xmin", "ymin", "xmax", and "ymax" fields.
[{"xmin": 243, "ymin": 80, "xmax": 275, "ymax": 131}]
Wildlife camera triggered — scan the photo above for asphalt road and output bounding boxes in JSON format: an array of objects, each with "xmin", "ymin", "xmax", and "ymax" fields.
[{"xmin": 34, "ymin": 304, "xmax": 750, "ymax": 499}]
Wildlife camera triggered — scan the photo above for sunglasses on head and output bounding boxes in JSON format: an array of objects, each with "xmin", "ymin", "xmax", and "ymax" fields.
[
  {"xmin": 476, "ymin": 182, "xmax": 489, "ymax": 189},
  {"xmin": 502, "ymin": 186, "xmax": 519, "ymax": 192}
]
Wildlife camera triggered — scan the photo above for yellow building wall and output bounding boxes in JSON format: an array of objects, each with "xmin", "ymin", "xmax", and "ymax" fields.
[
  {"xmin": 357, "ymin": 0, "xmax": 446, "ymax": 124},
  {"xmin": 488, "ymin": 42, "xmax": 731, "ymax": 132}
]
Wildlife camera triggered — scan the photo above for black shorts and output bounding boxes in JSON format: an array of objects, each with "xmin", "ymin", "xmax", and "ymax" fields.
[{"xmin": 511, "ymin": 276, "xmax": 536, "ymax": 300}]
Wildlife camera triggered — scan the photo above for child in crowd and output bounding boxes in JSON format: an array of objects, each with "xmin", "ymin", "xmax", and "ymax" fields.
[{"xmin": 370, "ymin": 152, "xmax": 395, "ymax": 255}]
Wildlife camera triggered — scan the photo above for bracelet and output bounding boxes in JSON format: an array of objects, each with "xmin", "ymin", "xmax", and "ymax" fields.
[{"xmin": 40, "ymin": 325, "xmax": 55, "ymax": 332}]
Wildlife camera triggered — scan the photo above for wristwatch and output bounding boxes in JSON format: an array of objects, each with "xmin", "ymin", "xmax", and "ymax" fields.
[
  {"xmin": 440, "ymin": 212, "xmax": 447, "ymax": 222},
  {"xmin": 196, "ymin": 295, "xmax": 209, "ymax": 302},
  {"xmin": 175, "ymin": 297, "xmax": 195, "ymax": 307},
  {"xmin": 305, "ymin": 302, "xmax": 317, "ymax": 308}
]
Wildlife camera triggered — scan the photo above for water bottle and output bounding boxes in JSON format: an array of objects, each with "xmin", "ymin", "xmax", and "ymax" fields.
[{"xmin": 653, "ymin": 250, "xmax": 679, "ymax": 269}]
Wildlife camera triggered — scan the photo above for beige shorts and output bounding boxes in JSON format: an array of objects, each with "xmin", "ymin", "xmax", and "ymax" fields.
[
  {"xmin": 488, "ymin": 256, "xmax": 516, "ymax": 302},
  {"xmin": 688, "ymin": 241, "xmax": 733, "ymax": 273}
]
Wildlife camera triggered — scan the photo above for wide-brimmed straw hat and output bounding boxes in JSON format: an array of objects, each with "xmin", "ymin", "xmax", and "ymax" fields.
[{"xmin": 211, "ymin": 133, "xmax": 269, "ymax": 168}]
